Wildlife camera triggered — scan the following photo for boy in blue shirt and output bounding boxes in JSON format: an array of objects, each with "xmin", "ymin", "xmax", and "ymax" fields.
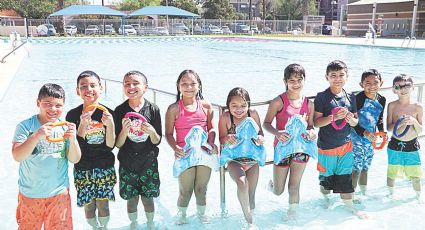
[
  {"xmin": 12, "ymin": 83, "xmax": 81, "ymax": 229},
  {"xmin": 314, "ymin": 60, "xmax": 366, "ymax": 218}
]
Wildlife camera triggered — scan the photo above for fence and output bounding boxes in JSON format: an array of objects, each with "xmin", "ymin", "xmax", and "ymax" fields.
[{"xmin": 101, "ymin": 77, "xmax": 425, "ymax": 215}]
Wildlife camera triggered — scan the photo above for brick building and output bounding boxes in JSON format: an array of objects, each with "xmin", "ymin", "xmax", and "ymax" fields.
[{"xmin": 347, "ymin": 0, "xmax": 425, "ymax": 37}]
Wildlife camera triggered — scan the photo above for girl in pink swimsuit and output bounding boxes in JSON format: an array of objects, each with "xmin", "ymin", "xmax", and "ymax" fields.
[
  {"xmin": 165, "ymin": 70, "xmax": 218, "ymax": 225},
  {"xmin": 218, "ymin": 87, "xmax": 264, "ymax": 226},
  {"xmin": 263, "ymin": 64, "xmax": 316, "ymax": 221}
]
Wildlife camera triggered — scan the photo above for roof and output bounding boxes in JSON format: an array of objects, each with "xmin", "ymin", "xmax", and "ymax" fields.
[
  {"xmin": 0, "ymin": 9, "xmax": 21, "ymax": 18},
  {"xmin": 128, "ymin": 6, "xmax": 199, "ymax": 18},
  {"xmin": 49, "ymin": 5, "xmax": 126, "ymax": 17},
  {"xmin": 349, "ymin": 0, "xmax": 413, "ymax": 6}
]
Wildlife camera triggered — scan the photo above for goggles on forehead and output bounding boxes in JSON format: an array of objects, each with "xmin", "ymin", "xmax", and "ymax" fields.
[{"xmin": 393, "ymin": 83, "xmax": 413, "ymax": 91}]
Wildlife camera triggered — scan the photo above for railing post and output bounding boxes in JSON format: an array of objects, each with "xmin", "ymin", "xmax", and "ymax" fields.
[
  {"xmin": 153, "ymin": 90, "xmax": 157, "ymax": 104},
  {"xmin": 104, "ymin": 79, "xmax": 107, "ymax": 97},
  {"xmin": 219, "ymin": 106, "xmax": 228, "ymax": 217},
  {"xmin": 418, "ymin": 85, "xmax": 423, "ymax": 104}
]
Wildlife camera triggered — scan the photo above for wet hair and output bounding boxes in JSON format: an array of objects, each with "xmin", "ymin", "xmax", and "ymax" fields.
[
  {"xmin": 77, "ymin": 70, "xmax": 101, "ymax": 86},
  {"xmin": 361, "ymin": 69, "xmax": 382, "ymax": 82},
  {"xmin": 175, "ymin": 69, "xmax": 204, "ymax": 102},
  {"xmin": 284, "ymin": 63, "xmax": 305, "ymax": 90},
  {"xmin": 123, "ymin": 70, "xmax": 148, "ymax": 84},
  {"xmin": 326, "ymin": 60, "xmax": 348, "ymax": 75},
  {"xmin": 226, "ymin": 87, "xmax": 251, "ymax": 109},
  {"xmin": 37, "ymin": 83, "xmax": 65, "ymax": 101},
  {"xmin": 393, "ymin": 74, "xmax": 413, "ymax": 86}
]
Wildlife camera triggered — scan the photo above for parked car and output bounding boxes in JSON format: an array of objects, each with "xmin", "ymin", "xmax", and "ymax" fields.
[
  {"xmin": 262, "ymin": 26, "xmax": 272, "ymax": 34},
  {"xmin": 251, "ymin": 25, "xmax": 260, "ymax": 34},
  {"xmin": 235, "ymin": 24, "xmax": 250, "ymax": 34},
  {"xmin": 131, "ymin": 24, "xmax": 143, "ymax": 35},
  {"xmin": 193, "ymin": 24, "xmax": 203, "ymax": 35},
  {"xmin": 85, "ymin": 25, "xmax": 99, "ymax": 35},
  {"xmin": 36, "ymin": 24, "xmax": 56, "ymax": 36},
  {"xmin": 138, "ymin": 27, "xmax": 157, "ymax": 36},
  {"xmin": 156, "ymin": 27, "xmax": 169, "ymax": 36},
  {"xmin": 170, "ymin": 22, "xmax": 189, "ymax": 35},
  {"xmin": 100, "ymin": 24, "xmax": 116, "ymax": 35},
  {"xmin": 221, "ymin": 26, "xmax": 232, "ymax": 34},
  {"xmin": 322, "ymin": 24, "xmax": 332, "ymax": 35},
  {"xmin": 204, "ymin": 25, "xmax": 223, "ymax": 35},
  {"xmin": 119, "ymin": 25, "xmax": 137, "ymax": 35},
  {"xmin": 64, "ymin": 25, "xmax": 77, "ymax": 36}
]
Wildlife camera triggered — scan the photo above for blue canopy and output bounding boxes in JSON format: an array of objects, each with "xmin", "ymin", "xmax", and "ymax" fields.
[
  {"xmin": 49, "ymin": 5, "xmax": 126, "ymax": 17},
  {"xmin": 128, "ymin": 6, "xmax": 199, "ymax": 18}
]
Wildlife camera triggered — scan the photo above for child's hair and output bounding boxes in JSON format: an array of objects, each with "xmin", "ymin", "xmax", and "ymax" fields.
[
  {"xmin": 326, "ymin": 60, "xmax": 348, "ymax": 75},
  {"xmin": 123, "ymin": 70, "xmax": 148, "ymax": 84},
  {"xmin": 361, "ymin": 69, "xmax": 382, "ymax": 82},
  {"xmin": 176, "ymin": 69, "xmax": 204, "ymax": 102},
  {"xmin": 226, "ymin": 87, "xmax": 251, "ymax": 109},
  {"xmin": 284, "ymin": 64, "xmax": 305, "ymax": 90},
  {"xmin": 393, "ymin": 74, "xmax": 413, "ymax": 86},
  {"xmin": 77, "ymin": 70, "xmax": 102, "ymax": 86},
  {"xmin": 37, "ymin": 83, "xmax": 65, "ymax": 101}
]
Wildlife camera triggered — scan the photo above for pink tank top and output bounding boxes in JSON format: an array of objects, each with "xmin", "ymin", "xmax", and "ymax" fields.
[
  {"xmin": 175, "ymin": 99, "xmax": 208, "ymax": 147},
  {"xmin": 274, "ymin": 93, "xmax": 309, "ymax": 147}
]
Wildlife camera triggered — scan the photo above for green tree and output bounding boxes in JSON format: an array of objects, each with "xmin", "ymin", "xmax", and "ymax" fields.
[
  {"xmin": 274, "ymin": 0, "xmax": 317, "ymax": 20},
  {"xmin": 119, "ymin": 0, "xmax": 161, "ymax": 11},
  {"xmin": 202, "ymin": 0, "xmax": 236, "ymax": 19},
  {"xmin": 0, "ymin": 0, "xmax": 79, "ymax": 18},
  {"xmin": 160, "ymin": 0, "xmax": 199, "ymax": 15}
]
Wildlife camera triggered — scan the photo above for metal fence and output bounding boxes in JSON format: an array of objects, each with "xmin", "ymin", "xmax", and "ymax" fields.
[{"xmin": 1, "ymin": 18, "xmax": 326, "ymax": 37}]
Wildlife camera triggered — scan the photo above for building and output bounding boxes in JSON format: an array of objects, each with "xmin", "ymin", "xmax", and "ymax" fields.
[
  {"xmin": 347, "ymin": 0, "xmax": 425, "ymax": 37},
  {"xmin": 319, "ymin": 0, "xmax": 348, "ymax": 24},
  {"xmin": 229, "ymin": 0, "xmax": 261, "ymax": 19}
]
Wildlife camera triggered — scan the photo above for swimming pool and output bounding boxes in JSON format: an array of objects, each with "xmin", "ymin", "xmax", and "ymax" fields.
[{"xmin": 1, "ymin": 37, "xmax": 425, "ymax": 229}]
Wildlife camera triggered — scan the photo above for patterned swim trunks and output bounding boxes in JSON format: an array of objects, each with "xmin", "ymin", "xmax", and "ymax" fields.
[{"xmin": 74, "ymin": 167, "xmax": 116, "ymax": 207}]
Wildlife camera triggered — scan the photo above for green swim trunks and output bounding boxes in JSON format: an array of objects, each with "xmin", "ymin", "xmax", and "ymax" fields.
[{"xmin": 119, "ymin": 160, "xmax": 160, "ymax": 200}]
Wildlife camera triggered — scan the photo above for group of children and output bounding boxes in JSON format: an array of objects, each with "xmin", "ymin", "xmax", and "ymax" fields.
[{"xmin": 11, "ymin": 60, "xmax": 423, "ymax": 229}]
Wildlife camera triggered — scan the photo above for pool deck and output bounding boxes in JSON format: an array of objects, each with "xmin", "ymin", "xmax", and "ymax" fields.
[{"xmin": 0, "ymin": 35, "xmax": 423, "ymax": 101}]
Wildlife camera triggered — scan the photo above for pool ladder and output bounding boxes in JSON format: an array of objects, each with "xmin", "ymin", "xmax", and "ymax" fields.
[{"xmin": 401, "ymin": 36, "xmax": 416, "ymax": 48}]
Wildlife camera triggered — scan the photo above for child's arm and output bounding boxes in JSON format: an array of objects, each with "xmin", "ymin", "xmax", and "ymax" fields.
[
  {"xmin": 165, "ymin": 103, "xmax": 185, "ymax": 158},
  {"xmin": 313, "ymin": 111, "xmax": 333, "ymax": 128},
  {"xmin": 141, "ymin": 113, "xmax": 161, "ymax": 145},
  {"xmin": 12, "ymin": 123, "xmax": 53, "ymax": 162},
  {"xmin": 377, "ymin": 96, "xmax": 387, "ymax": 132},
  {"xmin": 115, "ymin": 118, "xmax": 131, "ymax": 148},
  {"xmin": 251, "ymin": 109, "xmax": 265, "ymax": 145},
  {"xmin": 346, "ymin": 112, "xmax": 359, "ymax": 127},
  {"xmin": 203, "ymin": 100, "xmax": 218, "ymax": 154},
  {"xmin": 65, "ymin": 123, "xmax": 81, "ymax": 164},
  {"xmin": 218, "ymin": 112, "xmax": 229, "ymax": 145},
  {"xmin": 102, "ymin": 110, "xmax": 116, "ymax": 149},
  {"xmin": 409, "ymin": 104, "xmax": 423, "ymax": 134},
  {"xmin": 386, "ymin": 102, "xmax": 395, "ymax": 132},
  {"xmin": 262, "ymin": 97, "xmax": 281, "ymax": 136},
  {"xmin": 305, "ymin": 100, "xmax": 317, "ymax": 140}
]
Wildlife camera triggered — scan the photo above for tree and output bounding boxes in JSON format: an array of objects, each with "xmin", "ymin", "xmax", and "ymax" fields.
[
  {"xmin": 0, "ymin": 0, "xmax": 79, "ymax": 18},
  {"xmin": 160, "ymin": 0, "xmax": 199, "ymax": 15},
  {"xmin": 202, "ymin": 0, "xmax": 236, "ymax": 19},
  {"xmin": 274, "ymin": 0, "xmax": 317, "ymax": 20},
  {"xmin": 119, "ymin": 0, "xmax": 161, "ymax": 11}
]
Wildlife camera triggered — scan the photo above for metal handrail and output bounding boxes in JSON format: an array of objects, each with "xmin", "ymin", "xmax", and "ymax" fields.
[
  {"xmin": 411, "ymin": 36, "xmax": 417, "ymax": 48},
  {"xmin": 0, "ymin": 40, "xmax": 28, "ymax": 63},
  {"xmin": 401, "ymin": 36, "xmax": 410, "ymax": 48},
  {"xmin": 102, "ymin": 77, "xmax": 425, "ymax": 216}
]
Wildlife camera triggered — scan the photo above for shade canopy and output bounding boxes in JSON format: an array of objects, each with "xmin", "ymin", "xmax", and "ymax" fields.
[
  {"xmin": 128, "ymin": 6, "xmax": 199, "ymax": 18},
  {"xmin": 49, "ymin": 5, "xmax": 126, "ymax": 17}
]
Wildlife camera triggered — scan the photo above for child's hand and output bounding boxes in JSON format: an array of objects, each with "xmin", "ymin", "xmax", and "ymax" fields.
[
  {"xmin": 101, "ymin": 111, "xmax": 114, "ymax": 127},
  {"xmin": 65, "ymin": 122, "xmax": 77, "ymax": 140},
  {"xmin": 345, "ymin": 111, "xmax": 355, "ymax": 123},
  {"xmin": 303, "ymin": 129, "xmax": 317, "ymax": 141},
  {"xmin": 80, "ymin": 111, "xmax": 93, "ymax": 127},
  {"xmin": 36, "ymin": 123, "xmax": 53, "ymax": 139},
  {"xmin": 174, "ymin": 145, "xmax": 186, "ymax": 158},
  {"xmin": 363, "ymin": 130, "xmax": 376, "ymax": 142},
  {"xmin": 334, "ymin": 108, "xmax": 348, "ymax": 120},
  {"xmin": 226, "ymin": 134, "xmax": 238, "ymax": 145},
  {"xmin": 253, "ymin": 135, "xmax": 265, "ymax": 145},
  {"xmin": 208, "ymin": 142, "xmax": 219, "ymax": 154},
  {"xmin": 141, "ymin": 122, "xmax": 156, "ymax": 136},
  {"xmin": 402, "ymin": 115, "xmax": 417, "ymax": 126},
  {"xmin": 276, "ymin": 131, "xmax": 290, "ymax": 143},
  {"xmin": 121, "ymin": 118, "xmax": 131, "ymax": 132}
]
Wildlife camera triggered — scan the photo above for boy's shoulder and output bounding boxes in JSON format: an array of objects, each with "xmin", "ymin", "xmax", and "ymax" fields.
[
  {"xmin": 144, "ymin": 99, "xmax": 160, "ymax": 111},
  {"xmin": 16, "ymin": 114, "xmax": 39, "ymax": 129}
]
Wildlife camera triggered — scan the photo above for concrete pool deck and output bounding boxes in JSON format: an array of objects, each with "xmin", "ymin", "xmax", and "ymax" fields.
[{"xmin": 0, "ymin": 35, "xmax": 423, "ymax": 101}]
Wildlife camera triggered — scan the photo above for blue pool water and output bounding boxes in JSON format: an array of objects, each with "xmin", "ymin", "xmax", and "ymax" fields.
[{"xmin": 8, "ymin": 37, "xmax": 425, "ymax": 107}]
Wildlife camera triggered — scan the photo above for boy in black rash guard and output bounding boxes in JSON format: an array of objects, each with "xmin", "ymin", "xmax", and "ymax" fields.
[
  {"xmin": 66, "ymin": 71, "xmax": 116, "ymax": 230},
  {"xmin": 114, "ymin": 71, "xmax": 162, "ymax": 230},
  {"xmin": 351, "ymin": 69, "xmax": 386, "ymax": 201}
]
